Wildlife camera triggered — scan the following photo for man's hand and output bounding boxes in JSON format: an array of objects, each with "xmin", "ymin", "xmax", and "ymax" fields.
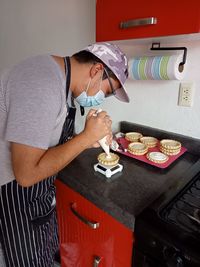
[{"xmin": 83, "ymin": 109, "xmax": 112, "ymax": 147}]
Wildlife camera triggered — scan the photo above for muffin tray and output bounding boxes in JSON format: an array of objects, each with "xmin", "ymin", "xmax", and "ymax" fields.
[{"xmin": 114, "ymin": 137, "xmax": 187, "ymax": 169}]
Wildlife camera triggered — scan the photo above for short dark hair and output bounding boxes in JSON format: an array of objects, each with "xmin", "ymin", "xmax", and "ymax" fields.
[{"xmin": 72, "ymin": 50, "xmax": 117, "ymax": 81}]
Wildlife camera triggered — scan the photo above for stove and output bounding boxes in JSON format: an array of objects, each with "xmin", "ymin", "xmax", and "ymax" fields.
[
  {"xmin": 161, "ymin": 172, "xmax": 200, "ymax": 235},
  {"xmin": 133, "ymin": 159, "xmax": 200, "ymax": 267}
]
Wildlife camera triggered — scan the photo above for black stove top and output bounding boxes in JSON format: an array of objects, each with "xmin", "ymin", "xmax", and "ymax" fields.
[
  {"xmin": 161, "ymin": 171, "xmax": 200, "ymax": 235},
  {"xmin": 133, "ymin": 159, "xmax": 200, "ymax": 267}
]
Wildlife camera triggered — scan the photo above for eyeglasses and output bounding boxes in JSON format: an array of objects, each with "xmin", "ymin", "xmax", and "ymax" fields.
[{"xmin": 104, "ymin": 68, "xmax": 117, "ymax": 98}]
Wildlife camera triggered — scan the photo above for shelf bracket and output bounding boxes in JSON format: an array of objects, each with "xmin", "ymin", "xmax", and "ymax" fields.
[{"xmin": 150, "ymin": 42, "xmax": 187, "ymax": 66}]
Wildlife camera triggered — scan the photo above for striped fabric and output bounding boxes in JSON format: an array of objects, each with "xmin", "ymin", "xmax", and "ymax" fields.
[
  {"xmin": 0, "ymin": 177, "xmax": 59, "ymax": 267},
  {"xmin": 128, "ymin": 55, "xmax": 181, "ymax": 80}
]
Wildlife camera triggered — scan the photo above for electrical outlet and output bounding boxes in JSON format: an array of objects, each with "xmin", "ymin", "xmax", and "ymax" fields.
[{"xmin": 178, "ymin": 82, "xmax": 194, "ymax": 107}]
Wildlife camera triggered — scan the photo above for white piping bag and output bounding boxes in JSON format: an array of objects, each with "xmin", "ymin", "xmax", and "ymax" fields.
[{"xmin": 93, "ymin": 109, "xmax": 111, "ymax": 157}]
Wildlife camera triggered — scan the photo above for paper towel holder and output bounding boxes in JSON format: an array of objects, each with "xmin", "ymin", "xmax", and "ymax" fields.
[{"xmin": 151, "ymin": 42, "xmax": 187, "ymax": 71}]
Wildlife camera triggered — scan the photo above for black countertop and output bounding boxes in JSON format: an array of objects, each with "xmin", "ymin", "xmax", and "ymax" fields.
[{"xmin": 58, "ymin": 122, "xmax": 200, "ymax": 230}]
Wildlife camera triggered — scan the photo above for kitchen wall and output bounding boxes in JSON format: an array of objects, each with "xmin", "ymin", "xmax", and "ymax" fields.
[
  {"xmin": 1, "ymin": 0, "xmax": 200, "ymax": 139},
  {"xmin": 76, "ymin": 37, "xmax": 200, "ymax": 139},
  {"xmin": 102, "ymin": 39, "xmax": 200, "ymax": 139},
  {"xmin": 0, "ymin": 0, "xmax": 95, "ymax": 71}
]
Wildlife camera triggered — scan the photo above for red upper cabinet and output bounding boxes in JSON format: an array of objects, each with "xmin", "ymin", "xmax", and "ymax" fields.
[{"xmin": 96, "ymin": 0, "xmax": 200, "ymax": 42}]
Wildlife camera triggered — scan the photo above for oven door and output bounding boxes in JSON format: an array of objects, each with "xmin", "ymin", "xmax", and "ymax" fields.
[
  {"xmin": 133, "ymin": 248, "xmax": 161, "ymax": 267},
  {"xmin": 133, "ymin": 214, "xmax": 200, "ymax": 267}
]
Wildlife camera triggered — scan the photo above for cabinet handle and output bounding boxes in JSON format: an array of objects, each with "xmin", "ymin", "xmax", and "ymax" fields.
[
  {"xmin": 93, "ymin": 256, "xmax": 102, "ymax": 267},
  {"xmin": 120, "ymin": 17, "xmax": 157, "ymax": 29},
  {"xmin": 70, "ymin": 203, "xmax": 100, "ymax": 229}
]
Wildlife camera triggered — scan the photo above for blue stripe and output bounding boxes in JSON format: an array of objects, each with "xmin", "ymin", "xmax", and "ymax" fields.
[
  {"xmin": 132, "ymin": 58, "xmax": 140, "ymax": 80},
  {"xmin": 152, "ymin": 56, "xmax": 162, "ymax": 79}
]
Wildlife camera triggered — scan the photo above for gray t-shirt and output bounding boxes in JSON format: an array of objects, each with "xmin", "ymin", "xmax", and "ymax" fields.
[{"xmin": 0, "ymin": 55, "xmax": 68, "ymax": 186}]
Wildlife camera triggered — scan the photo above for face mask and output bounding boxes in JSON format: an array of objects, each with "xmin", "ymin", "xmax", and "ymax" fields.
[
  {"xmin": 75, "ymin": 72, "xmax": 105, "ymax": 107},
  {"xmin": 75, "ymin": 90, "xmax": 105, "ymax": 107}
]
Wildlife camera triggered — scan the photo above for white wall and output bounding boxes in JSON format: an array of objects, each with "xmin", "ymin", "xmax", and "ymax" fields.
[
  {"xmin": 94, "ymin": 38, "xmax": 200, "ymax": 139},
  {"xmin": 0, "ymin": 0, "xmax": 95, "ymax": 136},
  {"xmin": 0, "ymin": 0, "xmax": 95, "ymax": 71},
  {"xmin": 1, "ymin": 1, "xmax": 200, "ymax": 139}
]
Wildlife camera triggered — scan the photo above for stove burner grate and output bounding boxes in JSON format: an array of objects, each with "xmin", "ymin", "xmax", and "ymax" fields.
[
  {"xmin": 194, "ymin": 209, "xmax": 200, "ymax": 221},
  {"xmin": 160, "ymin": 171, "xmax": 200, "ymax": 233}
]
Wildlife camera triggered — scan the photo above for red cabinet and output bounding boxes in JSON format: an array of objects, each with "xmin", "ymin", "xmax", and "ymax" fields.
[
  {"xmin": 55, "ymin": 179, "xmax": 134, "ymax": 267},
  {"xmin": 96, "ymin": 0, "xmax": 200, "ymax": 42}
]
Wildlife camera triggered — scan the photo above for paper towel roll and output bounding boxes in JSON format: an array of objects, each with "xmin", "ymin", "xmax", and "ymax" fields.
[{"xmin": 128, "ymin": 55, "xmax": 186, "ymax": 80}]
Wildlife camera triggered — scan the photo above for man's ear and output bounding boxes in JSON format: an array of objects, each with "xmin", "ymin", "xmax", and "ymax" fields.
[{"xmin": 90, "ymin": 63, "xmax": 104, "ymax": 78}]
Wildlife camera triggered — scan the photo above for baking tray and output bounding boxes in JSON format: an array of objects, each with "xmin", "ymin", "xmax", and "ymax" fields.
[{"xmin": 114, "ymin": 137, "xmax": 187, "ymax": 169}]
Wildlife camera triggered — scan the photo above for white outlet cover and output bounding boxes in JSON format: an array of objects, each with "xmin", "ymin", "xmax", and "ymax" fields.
[{"xmin": 178, "ymin": 82, "xmax": 195, "ymax": 107}]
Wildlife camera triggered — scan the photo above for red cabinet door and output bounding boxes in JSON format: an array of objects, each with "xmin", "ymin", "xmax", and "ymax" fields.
[
  {"xmin": 55, "ymin": 179, "xmax": 134, "ymax": 267},
  {"xmin": 96, "ymin": 0, "xmax": 200, "ymax": 42}
]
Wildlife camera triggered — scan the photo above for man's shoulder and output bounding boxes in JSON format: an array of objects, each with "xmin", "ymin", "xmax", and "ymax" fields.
[
  {"xmin": 12, "ymin": 54, "xmax": 53, "ymax": 72},
  {"xmin": 8, "ymin": 54, "xmax": 62, "ymax": 84}
]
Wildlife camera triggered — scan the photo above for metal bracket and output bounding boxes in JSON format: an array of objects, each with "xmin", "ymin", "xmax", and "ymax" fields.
[{"xmin": 150, "ymin": 43, "xmax": 187, "ymax": 66}]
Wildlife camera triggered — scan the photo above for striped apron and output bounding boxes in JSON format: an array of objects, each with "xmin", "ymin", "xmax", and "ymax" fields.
[{"xmin": 0, "ymin": 56, "xmax": 76, "ymax": 267}]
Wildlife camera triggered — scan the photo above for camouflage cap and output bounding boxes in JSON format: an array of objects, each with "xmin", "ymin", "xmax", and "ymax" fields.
[{"xmin": 84, "ymin": 42, "xmax": 130, "ymax": 103}]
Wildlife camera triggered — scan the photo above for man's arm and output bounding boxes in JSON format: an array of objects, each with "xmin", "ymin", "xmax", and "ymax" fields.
[{"xmin": 11, "ymin": 110, "xmax": 112, "ymax": 187}]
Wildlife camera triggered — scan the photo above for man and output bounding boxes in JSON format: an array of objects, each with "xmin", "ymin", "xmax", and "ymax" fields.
[{"xmin": 0, "ymin": 42, "xmax": 129, "ymax": 266}]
